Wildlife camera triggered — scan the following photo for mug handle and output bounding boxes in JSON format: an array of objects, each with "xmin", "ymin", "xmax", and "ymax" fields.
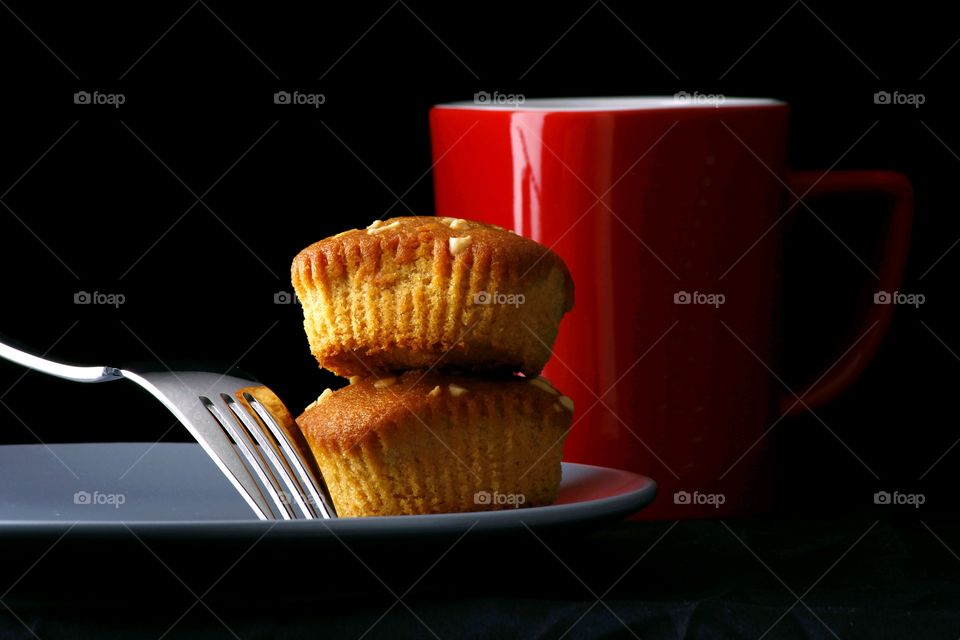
[{"xmin": 778, "ymin": 170, "xmax": 913, "ymax": 416}]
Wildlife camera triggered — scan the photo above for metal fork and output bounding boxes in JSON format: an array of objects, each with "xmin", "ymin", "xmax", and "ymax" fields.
[{"xmin": 0, "ymin": 339, "xmax": 336, "ymax": 520}]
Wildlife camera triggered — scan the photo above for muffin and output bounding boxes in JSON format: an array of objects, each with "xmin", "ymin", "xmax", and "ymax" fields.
[
  {"xmin": 291, "ymin": 216, "xmax": 574, "ymax": 377},
  {"xmin": 296, "ymin": 370, "xmax": 574, "ymax": 517}
]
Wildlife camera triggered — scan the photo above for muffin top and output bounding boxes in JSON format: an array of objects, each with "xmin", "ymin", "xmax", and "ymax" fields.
[
  {"xmin": 292, "ymin": 216, "xmax": 574, "ymax": 312},
  {"xmin": 297, "ymin": 370, "xmax": 573, "ymax": 450}
]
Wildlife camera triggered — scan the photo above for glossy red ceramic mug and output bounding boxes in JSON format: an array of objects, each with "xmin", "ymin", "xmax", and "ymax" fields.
[{"xmin": 430, "ymin": 97, "xmax": 912, "ymax": 518}]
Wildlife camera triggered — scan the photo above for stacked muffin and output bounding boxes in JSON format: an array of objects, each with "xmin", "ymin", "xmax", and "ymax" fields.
[{"xmin": 291, "ymin": 216, "xmax": 575, "ymax": 517}]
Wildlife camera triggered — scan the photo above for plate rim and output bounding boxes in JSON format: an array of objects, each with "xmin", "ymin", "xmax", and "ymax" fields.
[{"xmin": 0, "ymin": 444, "xmax": 657, "ymax": 538}]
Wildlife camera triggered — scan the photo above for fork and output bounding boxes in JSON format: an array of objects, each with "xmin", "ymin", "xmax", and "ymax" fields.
[{"xmin": 0, "ymin": 339, "xmax": 336, "ymax": 520}]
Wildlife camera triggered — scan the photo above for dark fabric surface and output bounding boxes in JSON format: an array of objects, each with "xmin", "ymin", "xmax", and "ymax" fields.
[{"xmin": 2, "ymin": 514, "xmax": 959, "ymax": 639}]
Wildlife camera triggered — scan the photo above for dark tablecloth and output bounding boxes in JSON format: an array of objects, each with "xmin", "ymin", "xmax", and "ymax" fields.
[{"xmin": 2, "ymin": 513, "xmax": 959, "ymax": 639}]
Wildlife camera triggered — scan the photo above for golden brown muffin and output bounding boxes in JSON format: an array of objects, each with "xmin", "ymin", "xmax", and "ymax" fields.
[
  {"xmin": 291, "ymin": 216, "xmax": 574, "ymax": 377},
  {"xmin": 296, "ymin": 371, "xmax": 574, "ymax": 517}
]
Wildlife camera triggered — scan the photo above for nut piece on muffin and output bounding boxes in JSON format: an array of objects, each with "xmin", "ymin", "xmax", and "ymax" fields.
[
  {"xmin": 296, "ymin": 370, "xmax": 574, "ymax": 517},
  {"xmin": 291, "ymin": 216, "xmax": 574, "ymax": 378}
]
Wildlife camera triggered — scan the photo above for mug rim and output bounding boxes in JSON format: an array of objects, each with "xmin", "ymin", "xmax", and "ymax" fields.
[{"xmin": 434, "ymin": 95, "xmax": 786, "ymax": 112}]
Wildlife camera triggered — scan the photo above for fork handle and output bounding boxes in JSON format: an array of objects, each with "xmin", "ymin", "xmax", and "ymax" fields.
[{"xmin": 0, "ymin": 339, "xmax": 122, "ymax": 383}]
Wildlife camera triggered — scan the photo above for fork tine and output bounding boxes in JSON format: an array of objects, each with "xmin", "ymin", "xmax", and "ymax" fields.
[
  {"xmin": 223, "ymin": 394, "xmax": 318, "ymax": 519},
  {"xmin": 244, "ymin": 392, "xmax": 336, "ymax": 519},
  {"xmin": 200, "ymin": 396, "xmax": 294, "ymax": 520}
]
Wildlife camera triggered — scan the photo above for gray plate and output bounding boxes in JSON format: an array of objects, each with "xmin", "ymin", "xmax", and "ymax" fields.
[{"xmin": 0, "ymin": 443, "xmax": 656, "ymax": 540}]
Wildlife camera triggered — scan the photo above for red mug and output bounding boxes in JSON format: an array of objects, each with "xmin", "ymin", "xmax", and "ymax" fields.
[{"xmin": 430, "ymin": 97, "xmax": 912, "ymax": 519}]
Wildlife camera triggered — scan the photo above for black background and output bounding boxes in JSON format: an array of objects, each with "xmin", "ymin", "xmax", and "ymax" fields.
[{"xmin": 0, "ymin": 0, "xmax": 955, "ymax": 518}]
